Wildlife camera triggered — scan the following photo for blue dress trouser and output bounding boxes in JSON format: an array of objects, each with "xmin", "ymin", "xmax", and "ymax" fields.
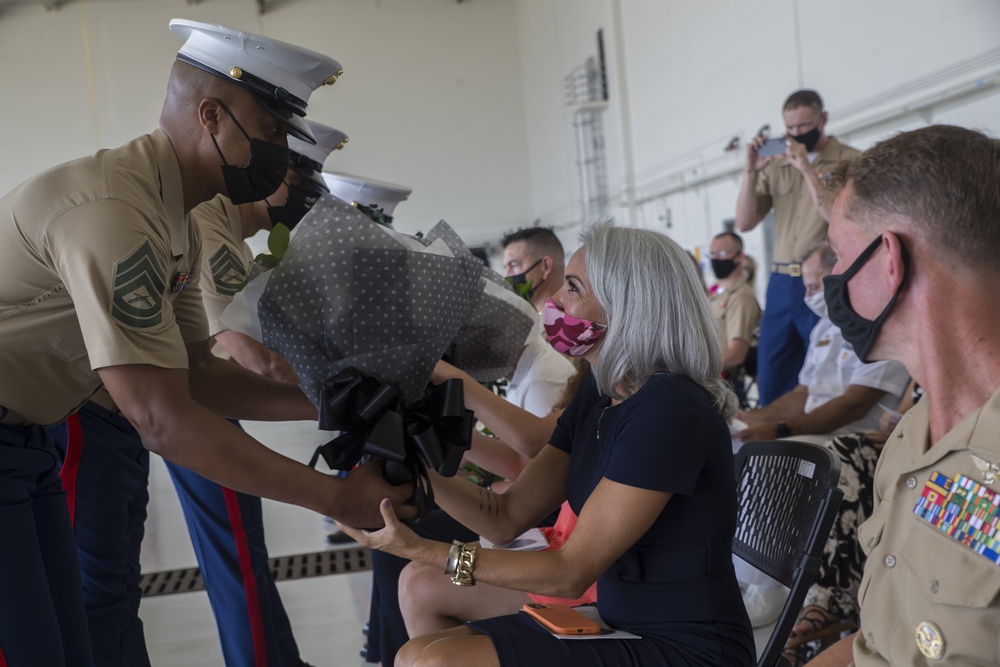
[
  {"xmin": 165, "ymin": 459, "xmax": 300, "ymax": 667},
  {"xmin": 0, "ymin": 423, "xmax": 92, "ymax": 667},
  {"xmin": 756, "ymin": 272, "xmax": 819, "ymax": 405},
  {"xmin": 50, "ymin": 403, "xmax": 302, "ymax": 667}
]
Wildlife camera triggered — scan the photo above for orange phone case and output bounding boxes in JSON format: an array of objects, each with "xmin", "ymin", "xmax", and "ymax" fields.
[{"xmin": 521, "ymin": 603, "xmax": 601, "ymax": 635}]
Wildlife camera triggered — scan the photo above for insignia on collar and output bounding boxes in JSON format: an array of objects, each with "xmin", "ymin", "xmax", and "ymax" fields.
[{"xmin": 971, "ymin": 454, "xmax": 1000, "ymax": 487}]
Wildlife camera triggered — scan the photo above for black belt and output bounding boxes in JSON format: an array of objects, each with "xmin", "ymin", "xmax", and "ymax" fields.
[{"xmin": 771, "ymin": 262, "xmax": 802, "ymax": 277}]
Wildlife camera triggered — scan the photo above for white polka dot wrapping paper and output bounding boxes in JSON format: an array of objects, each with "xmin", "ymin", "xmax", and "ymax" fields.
[{"xmin": 220, "ymin": 194, "xmax": 533, "ymax": 410}]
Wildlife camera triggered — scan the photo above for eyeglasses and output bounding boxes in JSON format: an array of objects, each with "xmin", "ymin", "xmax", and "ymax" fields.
[{"xmin": 707, "ymin": 249, "xmax": 740, "ymax": 260}]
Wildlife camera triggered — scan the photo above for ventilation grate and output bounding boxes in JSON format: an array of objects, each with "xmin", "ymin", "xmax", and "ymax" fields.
[{"xmin": 140, "ymin": 547, "xmax": 372, "ymax": 598}]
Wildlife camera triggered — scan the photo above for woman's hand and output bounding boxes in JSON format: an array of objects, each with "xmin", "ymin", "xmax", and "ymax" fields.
[{"xmin": 336, "ymin": 498, "xmax": 423, "ymax": 560}]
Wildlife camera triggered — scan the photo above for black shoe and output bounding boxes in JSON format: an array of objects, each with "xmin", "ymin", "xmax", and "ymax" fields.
[{"xmin": 326, "ymin": 529, "xmax": 357, "ymax": 545}]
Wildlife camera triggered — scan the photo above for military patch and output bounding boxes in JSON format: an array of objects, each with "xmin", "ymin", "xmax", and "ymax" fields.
[
  {"xmin": 170, "ymin": 269, "xmax": 194, "ymax": 295},
  {"xmin": 914, "ymin": 471, "xmax": 1000, "ymax": 565},
  {"xmin": 210, "ymin": 244, "xmax": 247, "ymax": 297},
  {"xmin": 111, "ymin": 238, "xmax": 166, "ymax": 329}
]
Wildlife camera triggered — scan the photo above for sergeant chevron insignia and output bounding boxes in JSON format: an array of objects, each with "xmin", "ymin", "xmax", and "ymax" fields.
[
  {"xmin": 210, "ymin": 244, "xmax": 248, "ymax": 297},
  {"xmin": 112, "ymin": 238, "xmax": 166, "ymax": 328}
]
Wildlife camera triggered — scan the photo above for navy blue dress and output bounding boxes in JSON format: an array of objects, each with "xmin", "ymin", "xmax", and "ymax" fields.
[{"xmin": 469, "ymin": 373, "xmax": 755, "ymax": 665}]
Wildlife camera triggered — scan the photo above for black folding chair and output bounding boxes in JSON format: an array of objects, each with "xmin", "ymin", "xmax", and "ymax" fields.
[{"xmin": 733, "ymin": 441, "xmax": 844, "ymax": 667}]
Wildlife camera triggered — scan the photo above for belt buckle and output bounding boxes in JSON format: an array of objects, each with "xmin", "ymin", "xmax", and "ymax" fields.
[{"xmin": 787, "ymin": 263, "xmax": 802, "ymax": 277}]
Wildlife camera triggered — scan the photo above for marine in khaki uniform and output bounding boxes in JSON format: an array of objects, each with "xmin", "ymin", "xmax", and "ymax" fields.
[
  {"xmin": 735, "ymin": 89, "xmax": 861, "ymax": 406},
  {"xmin": 707, "ymin": 231, "xmax": 761, "ymax": 378},
  {"xmin": 0, "ymin": 19, "xmax": 411, "ymax": 666},
  {"xmin": 807, "ymin": 126, "xmax": 1000, "ymax": 666}
]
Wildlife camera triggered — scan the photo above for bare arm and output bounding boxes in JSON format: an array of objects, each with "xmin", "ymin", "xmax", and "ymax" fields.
[
  {"xmin": 805, "ymin": 632, "xmax": 856, "ymax": 666},
  {"xmin": 213, "ymin": 329, "xmax": 300, "ymax": 384},
  {"xmin": 432, "ymin": 360, "xmax": 560, "ymax": 459},
  {"xmin": 186, "ymin": 338, "xmax": 314, "ymax": 422},
  {"xmin": 740, "ymin": 384, "xmax": 809, "ymax": 424},
  {"xmin": 345, "ymin": 470, "xmax": 671, "ymax": 600},
  {"xmin": 740, "ymin": 385, "xmax": 888, "ymax": 441},
  {"xmin": 785, "ymin": 139, "xmax": 832, "ymax": 221},
  {"xmin": 464, "ymin": 431, "xmax": 534, "ymax": 481},
  {"xmin": 98, "ymin": 362, "xmax": 417, "ymax": 528},
  {"xmin": 721, "ymin": 337, "xmax": 751, "ymax": 370},
  {"xmin": 735, "ymin": 137, "xmax": 773, "ymax": 232}
]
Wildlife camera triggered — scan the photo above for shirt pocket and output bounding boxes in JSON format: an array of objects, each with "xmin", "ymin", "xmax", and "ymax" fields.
[
  {"xmin": 901, "ymin": 520, "xmax": 1000, "ymax": 662},
  {"xmin": 50, "ymin": 324, "xmax": 88, "ymax": 362}
]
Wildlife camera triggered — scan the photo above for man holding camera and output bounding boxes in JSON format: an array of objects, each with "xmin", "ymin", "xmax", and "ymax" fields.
[{"xmin": 735, "ymin": 89, "xmax": 858, "ymax": 405}]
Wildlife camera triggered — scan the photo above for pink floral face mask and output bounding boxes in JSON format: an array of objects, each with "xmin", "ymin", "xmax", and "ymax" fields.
[{"xmin": 542, "ymin": 298, "xmax": 607, "ymax": 357}]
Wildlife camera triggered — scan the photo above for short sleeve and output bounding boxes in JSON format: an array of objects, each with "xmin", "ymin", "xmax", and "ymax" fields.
[
  {"xmin": 549, "ymin": 374, "xmax": 598, "ymax": 454},
  {"xmin": 604, "ymin": 376, "xmax": 710, "ymax": 496},
  {"xmin": 46, "ymin": 199, "xmax": 195, "ymax": 371},
  {"xmin": 848, "ymin": 359, "xmax": 910, "ymax": 397},
  {"xmin": 723, "ymin": 289, "xmax": 760, "ymax": 345}
]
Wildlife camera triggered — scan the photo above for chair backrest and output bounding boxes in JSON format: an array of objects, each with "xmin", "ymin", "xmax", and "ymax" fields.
[{"xmin": 733, "ymin": 440, "xmax": 844, "ymax": 667}]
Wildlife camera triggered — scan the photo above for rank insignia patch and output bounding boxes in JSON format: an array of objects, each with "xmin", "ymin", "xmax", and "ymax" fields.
[
  {"xmin": 210, "ymin": 244, "xmax": 247, "ymax": 297},
  {"xmin": 111, "ymin": 238, "xmax": 166, "ymax": 329},
  {"xmin": 914, "ymin": 470, "xmax": 1000, "ymax": 565}
]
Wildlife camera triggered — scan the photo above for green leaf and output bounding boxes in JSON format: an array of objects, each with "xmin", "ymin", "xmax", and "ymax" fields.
[
  {"xmin": 267, "ymin": 223, "xmax": 291, "ymax": 261},
  {"xmin": 254, "ymin": 253, "xmax": 279, "ymax": 269}
]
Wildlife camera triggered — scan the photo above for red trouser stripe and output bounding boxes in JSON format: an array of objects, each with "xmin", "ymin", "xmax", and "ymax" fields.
[
  {"xmin": 223, "ymin": 488, "xmax": 267, "ymax": 667},
  {"xmin": 0, "ymin": 643, "xmax": 7, "ymax": 666},
  {"xmin": 59, "ymin": 414, "xmax": 84, "ymax": 527}
]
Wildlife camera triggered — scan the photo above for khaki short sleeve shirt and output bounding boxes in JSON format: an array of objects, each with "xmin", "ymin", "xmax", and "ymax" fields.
[
  {"xmin": 709, "ymin": 276, "xmax": 761, "ymax": 352},
  {"xmin": 0, "ymin": 129, "xmax": 208, "ymax": 425},
  {"xmin": 195, "ymin": 195, "xmax": 253, "ymax": 337},
  {"xmin": 754, "ymin": 137, "xmax": 861, "ymax": 264},
  {"xmin": 852, "ymin": 388, "xmax": 1000, "ymax": 666}
]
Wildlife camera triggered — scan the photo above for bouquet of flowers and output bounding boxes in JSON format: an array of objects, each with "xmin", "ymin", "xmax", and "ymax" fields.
[{"xmin": 222, "ymin": 195, "xmax": 536, "ymax": 509}]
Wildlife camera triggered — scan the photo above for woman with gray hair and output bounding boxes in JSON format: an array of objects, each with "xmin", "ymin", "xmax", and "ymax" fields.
[{"xmin": 339, "ymin": 220, "xmax": 755, "ymax": 666}]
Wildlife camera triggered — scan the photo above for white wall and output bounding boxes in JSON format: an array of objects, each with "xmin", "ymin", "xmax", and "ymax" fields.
[
  {"xmin": 513, "ymin": 0, "xmax": 1000, "ymax": 298},
  {"xmin": 2, "ymin": 0, "xmax": 999, "ymax": 267},
  {"xmin": 0, "ymin": 0, "xmax": 532, "ymax": 245}
]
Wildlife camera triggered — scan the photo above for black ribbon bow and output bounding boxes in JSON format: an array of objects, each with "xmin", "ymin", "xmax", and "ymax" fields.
[{"xmin": 308, "ymin": 368, "xmax": 474, "ymax": 515}]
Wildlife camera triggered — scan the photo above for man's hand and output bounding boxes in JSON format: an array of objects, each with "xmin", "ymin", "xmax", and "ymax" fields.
[
  {"xmin": 746, "ymin": 135, "xmax": 775, "ymax": 173},
  {"xmin": 738, "ymin": 421, "xmax": 779, "ymax": 442},
  {"xmin": 336, "ymin": 498, "xmax": 423, "ymax": 561},
  {"xmin": 784, "ymin": 136, "xmax": 811, "ymax": 173},
  {"xmin": 333, "ymin": 458, "xmax": 420, "ymax": 529}
]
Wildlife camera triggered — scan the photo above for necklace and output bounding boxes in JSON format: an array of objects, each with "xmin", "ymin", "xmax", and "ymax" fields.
[{"xmin": 596, "ymin": 404, "xmax": 610, "ymax": 440}]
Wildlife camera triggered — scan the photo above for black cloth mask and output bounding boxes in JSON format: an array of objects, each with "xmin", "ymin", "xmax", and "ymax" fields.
[
  {"xmin": 823, "ymin": 235, "xmax": 909, "ymax": 363},
  {"xmin": 267, "ymin": 183, "xmax": 320, "ymax": 230},
  {"xmin": 211, "ymin": 104, "xmax": 291, "ymax": 205},
  {"xmin": 506, "ymin": 258, "xmax": 544, "ymax": 295},
  {"xmin": 711, "ymin": 258, "xmax": 738, "ymax": 280},
  {"xmin": 789, "ymin": 126, "xmax": 822, "ymax": 152}
]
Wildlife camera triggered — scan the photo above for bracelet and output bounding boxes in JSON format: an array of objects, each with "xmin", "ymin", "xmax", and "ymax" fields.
[
  {"xmin": 444, "ymin": 540, "xmax": 463, "ymax": 576},
  {"xmin": 450, "ymin": 542, "xmax": 479, "ymax": 587}
]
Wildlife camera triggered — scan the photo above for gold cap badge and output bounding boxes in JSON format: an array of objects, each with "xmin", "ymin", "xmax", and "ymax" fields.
[{"xmin": 230, "ymin": 67, "xmax": 243, "ymax": 79}]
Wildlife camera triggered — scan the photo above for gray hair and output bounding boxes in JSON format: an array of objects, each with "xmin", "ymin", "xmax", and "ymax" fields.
[{"xmin": 580, "ymin": 220, "xmax": 737, "ymax": 420}]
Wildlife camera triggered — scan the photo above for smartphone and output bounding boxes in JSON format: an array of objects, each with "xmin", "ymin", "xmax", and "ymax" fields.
[
  {"xmin": 757, "ymin": 137, "xmax": 787, "ymax": 158},
  {"xmin": 521, "ymin": 602, "xmax": 601, "ymax": 635}
]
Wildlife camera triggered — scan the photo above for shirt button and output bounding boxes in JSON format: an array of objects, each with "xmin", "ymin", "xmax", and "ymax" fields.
[
  {"xmin": 885, "ymin": 554, "xmax": 896, "ymax": 568},
  {"xmin": 907, "ymin": 476, "xmax": 918, "ymax": 489},
  {"xmin": 930, "ymin": 580, "xmax": 939, "ymax": 594}
]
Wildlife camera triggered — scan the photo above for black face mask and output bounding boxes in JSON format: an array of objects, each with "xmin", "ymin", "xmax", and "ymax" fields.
[
  {"xmin": 823, "ymin": 235, "xmax": 910, "ymax": 363},
  {"xmin": 267, "ymin": 183, "xmax": 320, "ymax": 230},
  {"xmin": 711, "ymin": 258, "xmax": 738, "ymax": 280},
  {"xmin": 211, "ymin": 104, "xmax": 291, "ymax": 205},
  {"xmin": 789, "ymin": 126, "xmax": 822, "ymax": 152},
  {"xmin": 506, "ymin": 258, "xmax": 543, "ymax": 295}
]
